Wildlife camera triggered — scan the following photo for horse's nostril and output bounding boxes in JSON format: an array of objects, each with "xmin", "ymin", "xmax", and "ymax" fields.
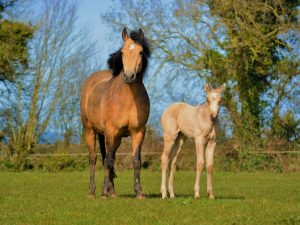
[{"xmin": 124, "ymin": 73, "xmax": 136, "ymax": 83}]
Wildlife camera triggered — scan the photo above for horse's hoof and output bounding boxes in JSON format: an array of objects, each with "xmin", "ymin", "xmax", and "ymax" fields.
[
  {"xmin": 194, "ymin": 194, "xmax": 200, "ymax": 199},
  {"xmin": 100, "ymin": 194, "xmax": 108, "ymax": 199},
  {"xmin": 87, "ymin": 194, "xmax": 96, "ymax": 199},
  {"xmin": 110, "ymin": 193, "xmax": 117, "ymax": 199},
  {"xmin": 136, "ymin": 194, "xmax": 144, "ymax": 200}
]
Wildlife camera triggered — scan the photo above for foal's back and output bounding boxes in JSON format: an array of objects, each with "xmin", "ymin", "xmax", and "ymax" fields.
[{"xmin": 161, "ymin": 102, "xmax": 212, "ymax": 139}]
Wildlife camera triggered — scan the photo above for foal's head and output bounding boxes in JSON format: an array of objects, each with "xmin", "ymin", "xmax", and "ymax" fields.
[
  {"xmin": 205, "ymin": 83, "xmax": 226, "ymax": 120},
  {"xmin": 107, "ymin": 28, "xmax": 151, "ymax": 84}
]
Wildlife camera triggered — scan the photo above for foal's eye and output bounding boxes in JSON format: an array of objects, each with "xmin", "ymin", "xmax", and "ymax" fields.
[
  {"xmin": 219, "ymin": 100, "xmax": 222, "ymax": 104},
  {"xmin": 206, "ymin": 98, "xmax": 210, "ymax": 103},
  {"xmin": 139, "ymin": 51, "xmax": 143, "ymax": 55}
]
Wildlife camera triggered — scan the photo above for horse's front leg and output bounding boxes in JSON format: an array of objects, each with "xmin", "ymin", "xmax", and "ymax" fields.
[
  {"xmin": 194, "ymin": 136, "xmax": 205, "ymax": 199},
  {"xmin": 85, "ymin": 128, "xmax": 97, "ymax": 198},
  {"xmin": 102, "ymin": 133, "xmax": 121, "ymax": 198},
  {"xmin": 205, "ymin": 140, "xmax": 216, "ymax": 199},
  {"xmin": 131, "ymin": 128, "xmax": 146, "ymax": 199}
]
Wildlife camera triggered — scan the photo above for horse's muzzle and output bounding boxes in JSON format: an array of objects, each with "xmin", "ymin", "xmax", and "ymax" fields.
[{"xmin": 124, "ymin": 73, "xmax": 136, "ymax": 83}]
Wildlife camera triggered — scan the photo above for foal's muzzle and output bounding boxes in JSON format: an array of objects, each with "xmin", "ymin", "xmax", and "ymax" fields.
[
  {"xmin": 210, "ymin": 114, "xmax": 218, "ymax": 121},
  {"xmin": 124, "ymin": 73, "xmax": 136, "ymax": 83}
]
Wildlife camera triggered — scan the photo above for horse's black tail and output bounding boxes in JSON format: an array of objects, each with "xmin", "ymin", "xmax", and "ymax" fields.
[{"xmin": 98, "ymin": 133, "xmax": 106, "ymax": 166}]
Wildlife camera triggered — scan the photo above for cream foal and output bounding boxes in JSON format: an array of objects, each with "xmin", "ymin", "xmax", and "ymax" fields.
[{"xmin": 161, "ymin": 83, "xmax": 225, "ymax": 199}]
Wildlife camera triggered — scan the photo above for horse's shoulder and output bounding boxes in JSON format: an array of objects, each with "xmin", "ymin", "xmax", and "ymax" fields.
[{"xmin": 86, "ymin": 70, "xmax": 112, "ymax": 83}]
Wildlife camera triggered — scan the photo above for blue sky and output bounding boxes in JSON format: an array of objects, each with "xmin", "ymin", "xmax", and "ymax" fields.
[{"xmin": 77, "ymin": 0, "xmax": 115, "ymax": 64}]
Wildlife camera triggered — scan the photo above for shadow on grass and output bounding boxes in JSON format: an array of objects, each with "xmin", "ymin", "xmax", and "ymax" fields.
[
  {"xmin": 215, "ymin": 196, "xmax": 245, "ymax": 200},
  {"xmin": 117, "ymin": 193, "xmax": 243, "ymax": 199}
]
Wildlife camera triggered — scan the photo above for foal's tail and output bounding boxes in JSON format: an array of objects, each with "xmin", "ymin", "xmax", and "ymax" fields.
[{"xmin": 97, "ymin": 133, "xmax": 106, "ymax": 166}]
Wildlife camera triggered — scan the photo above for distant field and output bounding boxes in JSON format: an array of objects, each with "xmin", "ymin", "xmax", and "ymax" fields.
[{"xmin": 0, "ymin": 171, "xmax": 299, "ymax": 225}]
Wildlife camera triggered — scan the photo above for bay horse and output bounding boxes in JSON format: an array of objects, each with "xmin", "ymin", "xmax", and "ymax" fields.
[
  {"xmin": 160, "ymin": 83, "xmax": 225, "ymax": 199},
  {"xmin": 80, "ymin": 28, "xmax": 151, "ymax": 199}
]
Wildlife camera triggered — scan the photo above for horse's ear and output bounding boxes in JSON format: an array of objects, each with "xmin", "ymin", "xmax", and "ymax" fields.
[
  {"xmin": 219, "ymin": 83, "xmax": 226, "ymax": 92},
  {"xmin": 138, "ymin": 28, "xmax": 144, "ymax": 40},
  {"xmin": 205, "ymin": 83, "xmax": 211, "ymax": 92},
  {"xmin": 122, "ymin": 27, "xmax": 129, "ymax": 41}
]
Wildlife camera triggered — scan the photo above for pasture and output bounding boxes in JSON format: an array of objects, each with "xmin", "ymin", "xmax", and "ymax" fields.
[{"xmin": 0, "ymin": 170, "xmax": 299, "ymax": 225}]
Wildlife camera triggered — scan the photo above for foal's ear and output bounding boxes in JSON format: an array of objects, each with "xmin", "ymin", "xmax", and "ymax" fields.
[
  {"xmin": 138, "ymin": 28, "xmax": 144, "ymax": 40},
  {"xmin": 205, "ymin": 83, "xmax": 211, "ymax": 92},
  {"xmin": 218, "ymin": 83, "xmax": 226, "ymax": 93},
  {"xmin": 122, "ymin": 27, "xmax": 129, "ymax": 41}
]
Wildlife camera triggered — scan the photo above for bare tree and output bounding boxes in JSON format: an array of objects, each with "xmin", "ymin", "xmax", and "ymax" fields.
[{"xmin": 6, "ymin": 0, "xmax": 97, "ymax": 167}]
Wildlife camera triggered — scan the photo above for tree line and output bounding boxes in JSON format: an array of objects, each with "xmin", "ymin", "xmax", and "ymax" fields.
[{"xmin": 0, "ymin": 0, "xmax": 299, "ymax": 170}]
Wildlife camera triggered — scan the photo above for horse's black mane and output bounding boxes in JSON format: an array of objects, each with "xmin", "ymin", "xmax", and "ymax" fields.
[{"xmin": 107, "ymin": 30, "xmax": 151, "ymax": 77}]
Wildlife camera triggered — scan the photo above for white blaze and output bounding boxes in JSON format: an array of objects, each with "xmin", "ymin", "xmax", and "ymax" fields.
[
  {"xmin": 210, "ymin": 93, "xmax": 219, "ymax": 117},
  {"xmin": 129, "ymin": 44, "xmax": 135, "ymax": 50}
]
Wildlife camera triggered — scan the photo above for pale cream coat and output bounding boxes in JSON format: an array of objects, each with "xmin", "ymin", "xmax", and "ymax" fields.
[{"xmin": 161, "ymin": 84, "xmax": 225, "ymax": 199}]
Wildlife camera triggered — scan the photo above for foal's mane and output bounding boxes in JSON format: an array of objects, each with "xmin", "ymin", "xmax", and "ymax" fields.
[{"xmin": 107, "ymin": 30, "xmax": 151, "ymax": 77}]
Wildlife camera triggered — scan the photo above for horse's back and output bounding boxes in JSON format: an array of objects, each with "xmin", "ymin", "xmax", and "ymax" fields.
[{"xmin": 80, "ymin": 70, "xmax": 112, "ymax": 128}]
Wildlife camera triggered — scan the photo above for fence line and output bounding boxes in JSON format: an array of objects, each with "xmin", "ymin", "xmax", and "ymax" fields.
[
  {"xmin": 26, "ymin": 152, "xmax": 161, "ymax": 158},
  {"xmin": 24, "ymin": 151, "xmax": 300, "ymax": 158}
]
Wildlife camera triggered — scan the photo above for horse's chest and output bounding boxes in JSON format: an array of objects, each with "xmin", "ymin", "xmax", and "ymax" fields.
[{"xmin": 104, "ymin": 93, "xmax": 149, "ymax": 130}]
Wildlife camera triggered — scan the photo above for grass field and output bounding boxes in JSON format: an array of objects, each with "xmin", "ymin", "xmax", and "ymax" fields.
[{"xmin": 0, "ymin": 170, "xmax": 299, "ymax": 225}]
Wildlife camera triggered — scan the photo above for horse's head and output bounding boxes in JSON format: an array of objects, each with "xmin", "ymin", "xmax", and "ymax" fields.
[
  {"xmin": 107, "ymin": 28, "xmax": 151, "ymax": 84},
  {"xmin": 121, "ymin": 28, "xmax": 146, "ymax": 83},
  {"xmin": 205, "ymin": 83, "xmax": 226, "ymax": 120}
]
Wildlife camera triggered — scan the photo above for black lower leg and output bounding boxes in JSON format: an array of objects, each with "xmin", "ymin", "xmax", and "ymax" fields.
[
  {"xmin": 89, "ymin": 155, "xmax": 97, "ymax": 195},
  {"xmin": 102, "ymin": 150, "xmax": 116, "ymax": 196},
  {"xmin": 133, "ymin": 151, "xmax": 142, "ymax": 195}
]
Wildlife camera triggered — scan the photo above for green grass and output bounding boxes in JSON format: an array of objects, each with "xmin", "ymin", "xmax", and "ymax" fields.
[{"xmin": 0, "ymin": 170, "xmax": 299, "ymax": 225}]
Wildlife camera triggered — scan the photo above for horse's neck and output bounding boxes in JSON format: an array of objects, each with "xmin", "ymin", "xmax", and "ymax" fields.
[{"xmin": 111, "ymin": 71, "xmax": 146, "ymax": 102}]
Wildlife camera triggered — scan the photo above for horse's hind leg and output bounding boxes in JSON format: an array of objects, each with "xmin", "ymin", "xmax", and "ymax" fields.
[
  {"xmin": 85, "ymin": 128, "xmax": 97, "ymax": 198},
  {"xmin": 168, "ymin": 133, "xmax": 185, "ymax": 199},
  {"xmin": 131, "ymin": 128, "xmax": 146, "ymax": 199},
  {"xmin": 161, "ymin": 133, "xmax": 176, "ymax": 199},
  {"xmin": 98, "ymin": 133, "xmax": 106, "ymax": 167},
  {"xmin": 102, "ymin": 132, "xmax": 121, "ymax": 198}
]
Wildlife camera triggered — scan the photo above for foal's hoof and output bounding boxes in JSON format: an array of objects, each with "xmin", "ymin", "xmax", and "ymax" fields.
[
  {"xmin": 169, "ymin": 193, "xmax": 176, "ymax": 199},
  {"xmin": 87, "ymin": 194, "xmax": 96, "ymax": 199},
  {"xmin": 194, "ymin": 194, "xmax": 200, "ymax": 199},
  {"xmin": 136, "ymin": 194, "xmax": 144, "ymax": 200},
  {"xmin": 208, "ymin": 194, "xmax": 215, "ymax": 199},
  {"xmin": 161, "ymin": 190, "xmax": 167, "ymax": 199}
]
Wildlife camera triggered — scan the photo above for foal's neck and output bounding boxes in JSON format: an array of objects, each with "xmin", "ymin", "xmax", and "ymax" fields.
[{"xmin": 198, "ymin": 102, "xmax": 217, "ymax": 124}]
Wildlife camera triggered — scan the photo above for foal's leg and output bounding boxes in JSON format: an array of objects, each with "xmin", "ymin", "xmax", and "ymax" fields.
[
  {"xmin": 205, "ymin": 140, "xmax": 216, "ymax": 199},
  {"xmin": 168, "ymin": 134, "xmax": 185, "ymax": 198},
  {"xmin": 131, "ymin": 128, "xmax": 146, "ymax": 199},
  {"xmin": 85, "ymin": 128, "xmax": 97, "ymax": 198},
  {"xmin": 102, "ymin": 133, "xmax": 121, "ymax": 198},
  {"xmin": 161, "ymin": 133, "xmax": 176, "ymax": 199},
  {"xmin": 194, "ymin": 136, "xmax": 205, "ymax": 199}
]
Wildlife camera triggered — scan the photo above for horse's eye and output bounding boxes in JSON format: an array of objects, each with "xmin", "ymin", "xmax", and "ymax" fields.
[
  {"xmin": 206, "ymin": 98, "xmax": 210, "ymax": 103},
  {"xmin": 219, "ymin": 100, "xmax": 222, "ymax": 104},
  {"xmin": 139, "ymin": 51, "xmax": 143, "ymax": 55}
]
